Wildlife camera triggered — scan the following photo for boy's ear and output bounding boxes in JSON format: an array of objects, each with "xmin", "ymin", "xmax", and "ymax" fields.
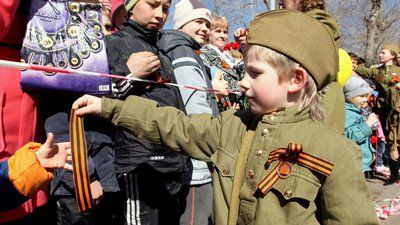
[{"xmin": 288, "ymin": 66, "xmax": 308, "ymax": 93}]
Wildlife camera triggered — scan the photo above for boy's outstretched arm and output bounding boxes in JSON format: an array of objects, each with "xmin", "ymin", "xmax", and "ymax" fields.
[{"xmin": 73, "ymin": 95, "xmax": 223, "ymax": 160}]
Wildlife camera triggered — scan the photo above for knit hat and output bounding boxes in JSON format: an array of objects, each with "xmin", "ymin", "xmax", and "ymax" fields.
[
  {"xmin": 111, "ymin": 0, "xmax": 124, "ymax": 27},
  {"xmin": 343, "ymin": 75, "xmax": 372, "ymax": 100},
  {"xmin": 247, "ymin": 9, "xmax": 338, "ymax": 90},
  {"xmin": 173, "ymin": 0, "xmax": 212, "ymax": 30},
  {"xmin": 382, "ymin": 44, "xmax": 400, "ymax": 55},
  {"xmin": 124, "ymin": 0, "xmax": 138, "ymax": 12}
]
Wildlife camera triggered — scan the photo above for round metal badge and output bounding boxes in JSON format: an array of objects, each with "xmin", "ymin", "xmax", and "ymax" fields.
[{"xmin": 277, "ymin": 162, "xmax": 292, "ymax": 179}]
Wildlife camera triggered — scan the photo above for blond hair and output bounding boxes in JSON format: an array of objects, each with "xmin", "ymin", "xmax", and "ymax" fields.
[
  {"xmin": 211, "ymin": 15, "xmax": 229, "ymax": 31},
  {"xmin": 301, "ymin": 0, "xmax": 325, "ymax": 12},
  {"xmin": 247, "ymin": 45, "xmax": 324, "ymax": 120}
]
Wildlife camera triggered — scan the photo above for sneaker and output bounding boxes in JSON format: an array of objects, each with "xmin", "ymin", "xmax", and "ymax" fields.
[{"xmin": 364, "ymin": 171, "xmax": 374, "ymax": 179}]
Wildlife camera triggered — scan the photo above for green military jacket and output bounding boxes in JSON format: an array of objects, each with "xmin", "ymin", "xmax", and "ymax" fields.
[
  {"xmin": 357, "ymin": 64, "xmax": 400, "ymax": 132},
  {"xmin": 387, "ymin": 86, "xmax": 400, "ymax": 142},
  {"xmin": 322, "ymin": 81, "xmax": 345, "ymax": 134},
  {"xmin": 101, "ymin": 96, "xmax": 378, "ymax": 225},
  {"xmin": 306, "ymin": 9, "xmax": 345, "ymax": 134},
  {"xmin": 356, "ymin": 64, "xmax": 400, "ymax": 94}
]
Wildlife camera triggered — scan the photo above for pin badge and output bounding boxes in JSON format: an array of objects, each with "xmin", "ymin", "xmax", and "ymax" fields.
[{"xmin": 277, "ymin": 161, "xmax": 292, "ymax": 179}]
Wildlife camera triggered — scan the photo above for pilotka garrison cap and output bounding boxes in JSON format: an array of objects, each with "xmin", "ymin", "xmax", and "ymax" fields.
[
  {"xmin": 382, "ymin": 44, "xmax": 400, "ymax": 55},
  {"xmin": 246, "ymin": 9, "xmax": 338, "ymax": 90}
]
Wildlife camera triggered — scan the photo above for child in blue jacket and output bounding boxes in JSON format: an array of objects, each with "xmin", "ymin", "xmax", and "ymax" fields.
[{"xmin": 344, "ymin": 75, "xmax": 378, "ymax": 178}]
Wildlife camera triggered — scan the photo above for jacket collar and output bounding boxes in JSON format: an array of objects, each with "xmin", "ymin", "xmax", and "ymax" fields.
[
  {"xmin": 159, "ymin": 29, "xmax": 201, "ymax": 53},
  {"xmin": 345, "ymin": 102, "xmax": 362, "ymax": 113},
  {"xmin": 261, "ymin": 105, "xmax": 312, "ymax": 124},
  {"xmin": 120, "ymin": 19, "xmax": 159, "ymax": 45}
]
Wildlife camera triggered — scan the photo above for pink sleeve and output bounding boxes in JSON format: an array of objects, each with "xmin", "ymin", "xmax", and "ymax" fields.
[
  {"xmin": 376, "ymin": 119, "xmax": 386, "ymax": 141},
  {"xmin": 0, "ymin": 0, "xmax": 20, "ymax": 39}
]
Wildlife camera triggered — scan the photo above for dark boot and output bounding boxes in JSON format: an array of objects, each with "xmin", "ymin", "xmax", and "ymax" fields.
[
  {"xmin": 364, "ymin": 171, "xmax": 374, "ymax": 180},
  {"xmin": 384, "ymin": 158, "xmax": 400, "ymax": 185}
]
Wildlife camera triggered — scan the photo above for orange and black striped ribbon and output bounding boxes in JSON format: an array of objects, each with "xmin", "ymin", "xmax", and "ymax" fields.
[
  {"xmin": 70, "ymin": 109, "xmax": 93, "ymax": 212},
  {"xmin": 257, "ymin": 143, "xmax": 334, "ymax": 196}
]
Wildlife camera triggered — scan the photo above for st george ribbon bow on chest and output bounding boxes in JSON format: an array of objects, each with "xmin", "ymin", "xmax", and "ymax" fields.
[{"xmin": 257, "ymin": 143, "xmax": 334, "ymax": 196}]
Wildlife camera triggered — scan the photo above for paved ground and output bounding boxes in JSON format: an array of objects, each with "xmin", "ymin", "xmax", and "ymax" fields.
[{"xmin": 366, "ymin": 174, "xmax": 400, "ymax": 224}]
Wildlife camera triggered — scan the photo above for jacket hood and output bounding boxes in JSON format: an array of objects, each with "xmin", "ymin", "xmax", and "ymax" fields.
[{"xmin": 159, "ymin": 29, "xmax": 201, "ymax": 54}]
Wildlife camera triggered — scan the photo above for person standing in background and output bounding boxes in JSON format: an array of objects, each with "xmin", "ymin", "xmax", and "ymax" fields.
[
  {"xmin": 158, "ymin": 1, "xmax": 226, "ymax": 224},
  {"xmin": 200, "ymin": 15, "xmax": 246, "ymax": 111}
]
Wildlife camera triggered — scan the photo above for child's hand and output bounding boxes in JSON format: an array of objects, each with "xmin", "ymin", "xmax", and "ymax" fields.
[
  {"xmin": 35, "ymin": 133, "xmax": 72, "ymax": 170},
  {"xmin": 212, "ymin": 70, "xmax": 229, "ymax": 98},
  {"xmin": 127, "ymin": 51, "xmax": 160, "ymax": 79},
  {"xmin": 234, "ymin": 28, "xmax": 247, "ymax": 45},
  {"xmin": 90, "ymin": 180, "xmax": 104, "ymax": 205},
  {"xmin": 72, "ymin": 94, "xmax": 102, "ymax": 116},
  {"xmin": 366, "ymin": 113, "xmax": 379, "ymax": 128}
]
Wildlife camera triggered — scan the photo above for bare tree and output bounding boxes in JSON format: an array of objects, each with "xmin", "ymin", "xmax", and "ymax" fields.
[
  {"xmin": 165, "ymin": 0, "xmax": 269, "ymax": 39},
  {"xmin": 327, "ymin": 0, "xmax": 400, "ymax": 65}
]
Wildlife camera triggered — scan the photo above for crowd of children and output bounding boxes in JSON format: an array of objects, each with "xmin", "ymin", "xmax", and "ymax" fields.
[{"xmin": 1, "ymin": 0, "xmax": 399, "ymax": 225}]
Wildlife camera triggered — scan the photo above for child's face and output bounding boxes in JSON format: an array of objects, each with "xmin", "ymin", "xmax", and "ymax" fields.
[
  {"xmin": 349, "ymin": 93, "xmax": 369, "ymax": 109},
  {"xmin": 209, "ymin": 26, "xmax": 228, "ymax": 50},
  {"xmin": 180, "ymin": 19, "xmax": 210, "ymax": 47},
  {"xmin": 130, "ymin": 0, "xmax": 170, "ymax": 30},
  {"xmin": 379, "ymin": 49, "xmax": 395, "ymax": 64},
  {"xmin": 351, "ymin": 57, "xmax": 358, "ymax": 71},
  {"xmin": 240, "ymin": 45, "xmax": 291, "ymax": 115}
]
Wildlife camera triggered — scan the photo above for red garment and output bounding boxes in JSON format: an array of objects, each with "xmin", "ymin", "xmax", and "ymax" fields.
[{"xmin": 0, "ymin": 0, "xmax": 47, "ymax": 222}]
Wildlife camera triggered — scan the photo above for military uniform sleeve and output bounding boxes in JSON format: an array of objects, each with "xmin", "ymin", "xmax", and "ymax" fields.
[
  {"xmin": 319, "ymin": 144, "xmax": 378, "ymax": 225},
  {"xmin": 101, "ymin": 96, "xmax": 222, "ymax": 161},
  {"xmin": 355, "ymin": 66, "xmax": 378, "ymax": 80},
  {"xmin": 0, "ymin": 143, "xmax": 53, "ymax": 211}
]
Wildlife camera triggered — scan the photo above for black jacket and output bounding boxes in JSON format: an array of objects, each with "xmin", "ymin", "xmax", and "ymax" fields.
[{"xmin": 106, "ymin": 20, "xmax": 189, "ymax": 176}]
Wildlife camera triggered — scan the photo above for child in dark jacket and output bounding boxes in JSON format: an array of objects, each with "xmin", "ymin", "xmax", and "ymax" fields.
[
  {"xmin": 106, "ymin": 0, "xmax": 190, "ymax": 224},
  {"xmin": 158, "ymin": 1, "xmax": 226, "ymax": 224}
]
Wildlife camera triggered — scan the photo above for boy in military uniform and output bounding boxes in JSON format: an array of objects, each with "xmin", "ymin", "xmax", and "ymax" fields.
[{"xmin": 72, "ymin": 10, "xmax": 378, "ymax": 225}]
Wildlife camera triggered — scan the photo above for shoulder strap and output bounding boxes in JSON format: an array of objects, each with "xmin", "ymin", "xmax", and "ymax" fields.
[{"xmin": 228, "ymin": 117, "xmax": 258, "ymax": 225}]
